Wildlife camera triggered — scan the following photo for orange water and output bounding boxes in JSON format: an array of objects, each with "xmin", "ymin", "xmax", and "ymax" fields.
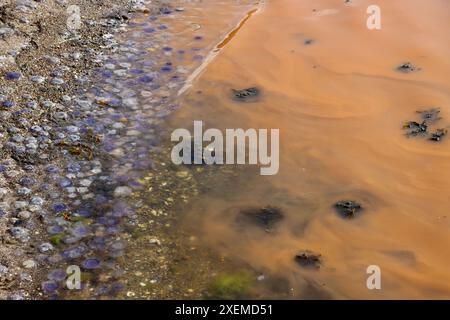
[{"xmin": 166, "ymin": 0, "xmax": 450, "ymax": 299}]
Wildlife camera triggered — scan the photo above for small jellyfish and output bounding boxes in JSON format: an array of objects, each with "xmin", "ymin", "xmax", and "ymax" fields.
[
  {"xmin": 42, "ymin": 280, "xmax": 58, "ymax": 293},
  {"xmin": 53, "ymin": 203, "xmax": 67, "ymax": 213},
  {"xmin": 83, "ymin": 258, "xmax": 101, "ymax": 269},
  {"xmin": 5, "ymin": 71, "xmax": 21, "ymax": 80},
  {"xmin": 47, "ymin": 269, "xmax": 67, "ymax": 281}
]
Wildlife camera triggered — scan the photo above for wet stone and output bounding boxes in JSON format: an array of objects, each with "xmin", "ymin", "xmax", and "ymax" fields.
[
  {"xmin": 30, "ymin": 76, "xmax": 45, "ymax": 83},
  {"xmin": 114, "ymin": 186, "xmax": 132, "ymax": 197},
  {"xmin": 50, "ymin": 78, "xmax": 65, "ymax": 86},
  {"xmin": 20, "ymin": 272, "xmax": 33, "ymax": 282},
  {"xmin": 295, "ymin": 250, "xmax": 322, "ymax": 269},
  {"xmin": 22, "ymin": 259, "xmax": 36, "ymax": 269},
  {"xmin": 17, "ymin": 211, "xmax": 31, "ymax": 220},
  {"xmin": 232, "ymin": 87, "xmax": 260, "ymax": 102},
  {"xmin": 403, "ymin": 121, "xmax": 428, "ymax": 136},
  {"xmin": 334, "ymin": 200, "xmax": 362, "ymax": 218},
  {"xmin": 0, "ymin": 264, "xmax": 9, "ymax": 275},
  {"xmin": 38, "ymin": 242, "xmax": 54, "ymax": 253}
]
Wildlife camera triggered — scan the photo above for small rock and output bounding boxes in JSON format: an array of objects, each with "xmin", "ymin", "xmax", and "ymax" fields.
[
  {"xmin": 0, "ymin": 264, "xmax": 8, "ymax": 275},
  {"xmin": 238, "ymin": 206, "xmax": 284, "ymax": 230},
  {"xmin": 22, "ymin": 259, "xmax": 36, "ymax": 269},
  {"xmin": 17, "ymin": 211, "xmax": 31, "ymax": 220},
  {"xmin": 10, "ymin": 227, "xmax": 30, "ymax": 242},
  {"xmin": 114, "ymin": 186, "xmax": 132, "ymax": 197}
]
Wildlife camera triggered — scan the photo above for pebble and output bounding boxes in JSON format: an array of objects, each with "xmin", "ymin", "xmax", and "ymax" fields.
[
  {"xmin": 51, "ymin": 78, "xmax": 65, "ymax": 85},
  {"xmin": 30, "ymin": 75, "xmax": 46, "ymax": 83},
  {"xmin": 0, "ymin": 188, "xmax": 8, "ymax": 198},
  {"xmin": 38, "ymin": 242, "xmax": 54, "ymax": 253},
  {"xmin": 10, "ymin": 227, "xmax": 30, "ymax": 242},
  {"xmin": 114, "ymin": 186, "xmax": 132, "ymax": 197},
  {"xmin": 22, "ymin": 259, "xmax": 36, "ymax": 269},
  {"xmin": 149, "ymin": 238, "xmax": 161, "ymax": 245},
  {"xmin": 18, "ymin": 211, "xmax": 31, "ymax": 220},
  {"xmin": 0, "ymin": 264, "xmax": 8, "ymax": 275}
]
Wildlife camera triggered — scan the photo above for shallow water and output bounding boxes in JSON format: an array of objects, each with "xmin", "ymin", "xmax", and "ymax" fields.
[{"xmin": 164, "ymin": 0, "xmax": 450, "ymax": 299}]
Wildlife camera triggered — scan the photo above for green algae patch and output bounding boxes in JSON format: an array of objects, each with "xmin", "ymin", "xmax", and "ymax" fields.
[
  {"xmin": 209, "ymin": 271, "xmax": 254, "ymax": 299},
  {"xmin": 49, "ymin": 234, "xmax": 65, "ymax": 246}
]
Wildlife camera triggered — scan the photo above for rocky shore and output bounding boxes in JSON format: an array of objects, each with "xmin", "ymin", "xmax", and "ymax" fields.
[{"xmin": 0, "ymin": 0, "xmax": 172, "ymax": 300}]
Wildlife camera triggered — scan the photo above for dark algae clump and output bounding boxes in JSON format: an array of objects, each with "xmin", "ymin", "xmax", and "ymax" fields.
[
  {"xmin": 231, "ymin": 87, "xmax": 260, "ymax": 102},
  {"xmin": 429, "ymin": 128, "xmax": 447, "ymax": 142},
  {"xmin": 403, "ymin": 108, "xmax": 448, "ymax": 142},
  {"xmin": 334, "ymin": 200, "xmax": 362, "ymax": 218},
  {"xmin": 396, "ymin": 62, "xmax": 419, "ymax": 73}
]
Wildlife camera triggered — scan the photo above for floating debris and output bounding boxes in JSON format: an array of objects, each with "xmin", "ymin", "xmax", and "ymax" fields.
[
  {"xmin": 396, "ymin": 62, "xmax": 419, "ymax": 73},
  {"xmin": 417, "ymin": 108, "xmax": 441, "ymax": 123},
  {"xmin": 404, "ymin": 108, "xmax": 448, "ymax": 142},
  {"xmin": 232, "ymin": 87, "xmax": 260, "ymax": 102},
  {"xmin": 429, "ymin": 128, "xmax": 447, "ymax": 142},
  {"xmin": 403, "ymin": 121, "xmax": 428, "ymax": 137},
  {"xmin": 334, "ymin": 200, "xmax": 362, "ymax": 218}
]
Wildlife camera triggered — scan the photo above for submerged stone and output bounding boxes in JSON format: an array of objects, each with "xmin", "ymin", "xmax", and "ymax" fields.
[
  {"xmin": 295, "ymin": 250, "xmax": 322, "ymax": 269},
  {"xmin": 238, "ymin": 206, "xmax": 284, "ymax": 230},
  {"xmin": 334, "ymin": 200, "xmax": 362, "ymax": 218}
]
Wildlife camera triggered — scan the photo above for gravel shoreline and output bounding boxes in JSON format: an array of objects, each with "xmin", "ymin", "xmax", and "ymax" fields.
[{"xmin": 0, "ymin": 0, "xmax": 169, "ymax": 300}]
